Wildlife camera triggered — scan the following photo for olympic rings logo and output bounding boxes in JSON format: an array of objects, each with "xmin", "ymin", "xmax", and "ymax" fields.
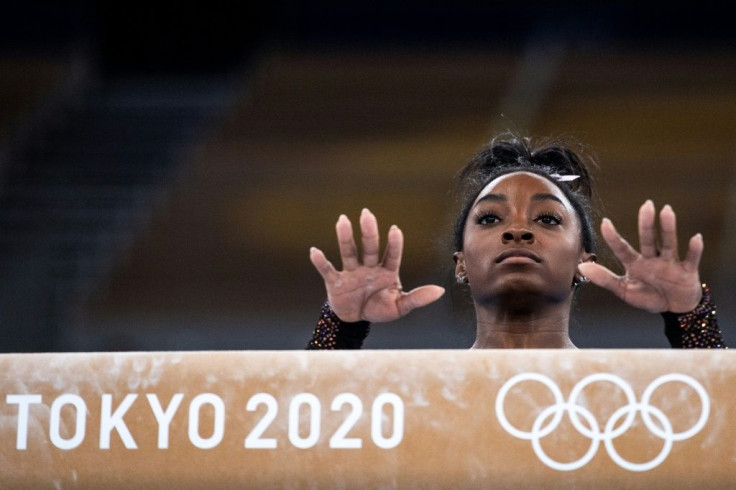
[{"xmin": 495, "ymin": 373, "xmax": 710, "ymax": 472}]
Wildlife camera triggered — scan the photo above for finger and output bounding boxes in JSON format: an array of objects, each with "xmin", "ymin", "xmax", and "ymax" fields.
[
  {"xmin": 336, "ymin": 214, "xmax": 359, "ymax": 270},
  {"xmin": 601, "ymin": 218, "xmax": 639, "ymax": 266},
  {"xmin": 658, "ymin": 204, "xmax": 679, "ymax": 260},
  {"xmin": 577, "ymin": 262, "xmax": 626, "ymax": 300},
  {"xmin": 360, "ymin": 208, "xmax": 380, "ymax": 267},
  {"xmin": 638, "ymin": 200, "xmax": 658, "ymax": 258},
  {"xmin": 683, "ymin": 233, "xmax": 704, "ymax": 273},
  {"xmin": 397, "ymin": 285, "xmax": 446, "ymax": 316},
  {"xmin": 383, "ymin": 225, "xmax": 404, "ymax": 271},
  {"xmin": 309, "ymin": 247, "xmax": 338, "ymax": 282}
]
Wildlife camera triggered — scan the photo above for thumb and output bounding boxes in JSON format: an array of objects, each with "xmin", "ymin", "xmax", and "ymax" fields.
[
  {"xmin": 578, "ymin": 262, "xmax": 623, "ymax": 297},
  {"xmin": 397, "ymin": 285, "xmax": 446, "ymax": 316}
]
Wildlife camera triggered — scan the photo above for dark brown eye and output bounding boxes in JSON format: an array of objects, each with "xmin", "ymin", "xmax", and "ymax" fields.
[
  {"xmin": 476, "ymin": 213, "xmax": 500, "ymax": 225},
  {"xmin": 536, "ymin": 214, "xmax": 562, "ymax": 225}
]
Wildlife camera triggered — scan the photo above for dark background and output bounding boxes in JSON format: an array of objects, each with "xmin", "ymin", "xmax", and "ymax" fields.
[{"xmin": 2, "ymin": 2, "xmax": 736, "ymax": 352}]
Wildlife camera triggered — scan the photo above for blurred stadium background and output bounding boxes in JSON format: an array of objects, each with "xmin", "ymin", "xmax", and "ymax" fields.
[{"xmin": 2, "ymin": 2, "xmax": 736, "ymax": 352}]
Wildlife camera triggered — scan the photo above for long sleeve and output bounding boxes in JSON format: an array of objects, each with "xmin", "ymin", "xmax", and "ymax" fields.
[
  {"xmin": 306, "ymin": 301, "xmax": 371, "ymax": 350},
  {"xmin": 661, "ymin": 283, "xmax": 727, "ymax": 348}
]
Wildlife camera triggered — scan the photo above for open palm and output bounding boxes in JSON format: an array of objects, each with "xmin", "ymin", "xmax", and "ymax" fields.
[
  {"xmin": 309, "ymin": 209, "xmax": 445, "ymax": 323},
  {"xmin": 579, "ymin": 200, "xmax": 703, "ymax": 314}
]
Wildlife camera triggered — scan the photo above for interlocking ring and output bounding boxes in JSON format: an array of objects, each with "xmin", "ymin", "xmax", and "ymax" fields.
[{"xmin": 495, "ymin": 372, "xmax": 710, "ymax": 472}]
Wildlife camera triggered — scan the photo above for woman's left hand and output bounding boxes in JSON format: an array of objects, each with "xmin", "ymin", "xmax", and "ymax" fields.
[{"xmin": 577, "ymin": 200, "xmax": 703, "ymax": 314}]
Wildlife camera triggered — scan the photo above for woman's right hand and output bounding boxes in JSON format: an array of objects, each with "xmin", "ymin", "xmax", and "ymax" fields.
[{"xmin": 309, "ymin": 208, "xmax": 445, "ymax": 323}]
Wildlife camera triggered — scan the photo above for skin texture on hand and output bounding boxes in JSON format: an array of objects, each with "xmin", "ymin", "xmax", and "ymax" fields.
[
  {"xmin": 309, "ymin": 208, "xmax": 445, "ymax": 323},
  {"xmin": 578, "ymin": 200, "xmax": 703, "ymax": 314}
]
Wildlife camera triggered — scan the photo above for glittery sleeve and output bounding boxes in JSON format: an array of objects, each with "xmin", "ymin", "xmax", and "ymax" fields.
[
  {"xmin": 306, "ymin": 301, "xmax": 371, "ymax": 350},
  {"xmin": 662, "ymin": 284, "xmax": 727, "ymax": 349}
]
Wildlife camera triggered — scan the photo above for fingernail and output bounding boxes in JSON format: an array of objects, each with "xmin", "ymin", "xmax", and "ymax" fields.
[
  {"xmin": 338, "ymin": 214, "xmax": 347, "ymax": 220},
  {"xmin": 362, "ymin": 208, "xmax": 370, "ymax": 214}
]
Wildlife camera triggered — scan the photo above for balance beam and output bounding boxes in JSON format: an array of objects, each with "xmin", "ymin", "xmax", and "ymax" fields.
[{"xmin": 1, "ymin": 350, "xmax": 733, "ymax": 487}]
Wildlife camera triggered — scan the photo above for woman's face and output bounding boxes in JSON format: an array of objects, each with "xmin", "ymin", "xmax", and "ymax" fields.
[{"xmin": 455, "ymin": 171, "xmax": 594, "ymax": 304}]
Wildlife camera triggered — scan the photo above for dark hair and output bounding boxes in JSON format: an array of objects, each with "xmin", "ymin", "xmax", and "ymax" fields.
[{"xmin": 453, "ymin": 132, "xmax": 599, "ymax": 253}]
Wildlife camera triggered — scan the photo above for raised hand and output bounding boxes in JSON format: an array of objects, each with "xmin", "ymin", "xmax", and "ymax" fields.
[
  {"xmin": 578, "ymin": 200, "xmax": 703, "ymax": 313},
  {"xmin": 309, "ymin": 208, "xmax": 445, "ymax": 323}
]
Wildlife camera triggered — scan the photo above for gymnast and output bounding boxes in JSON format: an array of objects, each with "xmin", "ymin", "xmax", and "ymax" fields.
[{"xmin": 306, "ymin": 133, "xmax": 726, "ymax": 349}]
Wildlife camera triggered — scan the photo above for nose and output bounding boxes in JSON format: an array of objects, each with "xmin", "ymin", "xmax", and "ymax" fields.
[{"xmin": 502, "ymin": 228, "xmax": 534, "ymax": 244}]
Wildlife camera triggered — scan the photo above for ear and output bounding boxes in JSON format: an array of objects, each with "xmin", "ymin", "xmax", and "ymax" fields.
[
  {"xmin": 453, "ymin": 251, "xmax": 466, "ymax": 276},
  {"xmin": 580, "ymin": 252, "xmax": 597, "ymax": 264}
]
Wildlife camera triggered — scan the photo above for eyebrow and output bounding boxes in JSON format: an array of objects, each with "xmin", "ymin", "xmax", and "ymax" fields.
[{"xmin": 475, "ymin": 193, "xmax": 565, "ymax": 206}]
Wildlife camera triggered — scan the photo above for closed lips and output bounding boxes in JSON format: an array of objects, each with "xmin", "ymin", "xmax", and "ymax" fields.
[{"xmin": 495, "ymin": 249, "xmax": 541, "ymax": 263}]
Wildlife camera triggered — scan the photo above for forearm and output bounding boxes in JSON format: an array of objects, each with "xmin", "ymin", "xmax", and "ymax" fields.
[
  {"xmin": 306, "ymin": 301, "xmax": 371, "ymax": 350},
  {"xmin": 662, "ymin": 283, "xmax": 727, "ymax": 348}
]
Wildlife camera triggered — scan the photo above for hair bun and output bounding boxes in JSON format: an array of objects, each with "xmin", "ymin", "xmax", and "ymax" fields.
[{"xmin": 455, "ymin": 132, "xmax": 597, "ymax": 200}]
